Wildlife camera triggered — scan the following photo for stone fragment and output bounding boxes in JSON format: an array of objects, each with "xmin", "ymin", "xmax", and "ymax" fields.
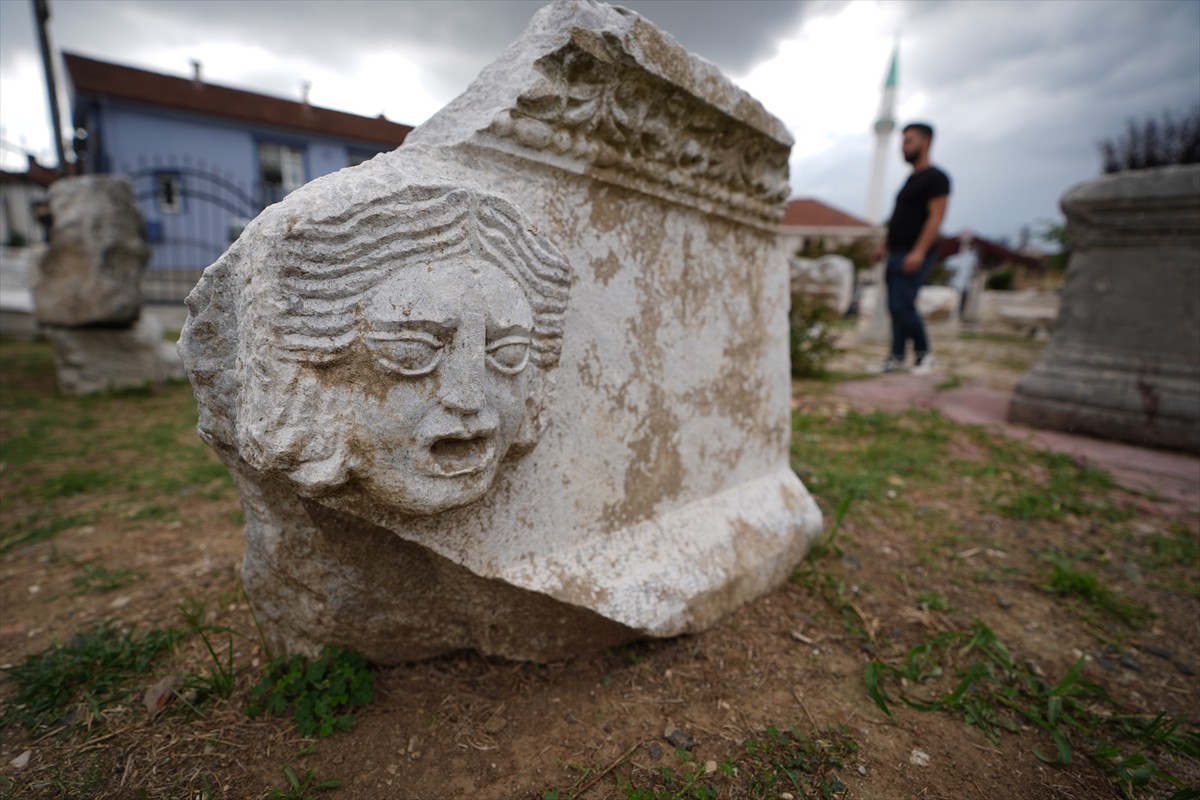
[
  {"xmin": 1009, "ymin": 165, "xmax": 1200, "ymax": 453},
  {"xmin": 33, "ymin": 176, "xmax": 149, "ymax": 327},
  {"xmin": 45, "ymin": 314, "xmax": 172, "ymax": 395},
  {"xmin": 179, "ymin": 0, "xmax": 821, "ymax": 663},
  {"xmin": 790, "ymin": 254, "xmax": 854, "ymax": 316}
]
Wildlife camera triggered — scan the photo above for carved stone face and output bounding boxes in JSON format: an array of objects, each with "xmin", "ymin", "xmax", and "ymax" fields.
[{"xmin": 349, "ymin": 258, "xmax": 535, "ymax": 515}]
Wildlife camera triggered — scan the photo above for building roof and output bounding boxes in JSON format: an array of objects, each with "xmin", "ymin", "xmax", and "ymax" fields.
[
  {"xmin": 937, "ymin": 231, "xmax": 1044, "ymax": 271},
  {"xmin": 781, "ymin": 198, "xmax": 875, "ymax": 229},
  {"xmin": 0, "ymin": 159, "xmax": 56, "ymax": 187},
  {"xmin": 64, "ymin": 52, "xmax": 413, "ymax": 148}
]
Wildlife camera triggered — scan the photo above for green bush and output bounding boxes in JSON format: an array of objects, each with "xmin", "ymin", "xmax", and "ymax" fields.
[
  {"xmin": 985, "ymin": 268, "xmax": 1015, "ymax": 291},
  {"xmin": 789, "ymin": 294, "xmax": 841, "ymax": 379}
]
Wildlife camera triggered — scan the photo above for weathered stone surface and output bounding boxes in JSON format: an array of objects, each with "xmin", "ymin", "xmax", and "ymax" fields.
[
  {"xmin": 46, "ymin": 314, "xmax": 171, "ymax": 395},
  {"xmin": 790, "ymin": 254, "xmax": 854, "ymax": 316},
  {"xmin": 917, "ymin": 285, "xmax": 961, "ymax": 332},
  {"xmin": 33, "ymin": 176, "xmax": 149, "ymax": 327},
  {"xmin": 179, "ymin": 0, "xmax": 821, "ymax": 663},
  {"xmin": 1009, "ymin": 164, "xmax": 1200, "ymax": 453}
]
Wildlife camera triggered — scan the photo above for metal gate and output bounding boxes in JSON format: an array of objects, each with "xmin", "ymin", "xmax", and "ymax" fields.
[{"xmin": 127, "ymin": 159, "xmax": 264, "ymax": 303}]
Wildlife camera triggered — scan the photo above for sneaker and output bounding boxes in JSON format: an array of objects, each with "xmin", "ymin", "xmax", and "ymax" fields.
[
  {"xmin": 876, "ymin": 356, "xmax": 906, "ymax": 374},
  {"xmin": 913, "ymin": 353, "xmax": 936, "ymax": 375}
]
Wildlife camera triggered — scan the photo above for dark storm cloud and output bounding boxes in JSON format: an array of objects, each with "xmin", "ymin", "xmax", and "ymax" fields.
[{"xmin": 32, "ymin": 0, "xmax": 806, "ymax": 99}]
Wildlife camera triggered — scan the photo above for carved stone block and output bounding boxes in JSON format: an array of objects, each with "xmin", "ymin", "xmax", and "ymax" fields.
[
  {"xmin": 1009, "ymin": 164, "xmax": 1200, "ymax": 453},
  {"xmin": 179, "ymin": 0, "xmax": 822, "ymax": 663}
]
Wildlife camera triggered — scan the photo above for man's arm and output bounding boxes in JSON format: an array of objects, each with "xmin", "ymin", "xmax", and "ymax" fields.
[{"xmin": 902, "ymin": 194, "xmax": 949, "ymax": 273}]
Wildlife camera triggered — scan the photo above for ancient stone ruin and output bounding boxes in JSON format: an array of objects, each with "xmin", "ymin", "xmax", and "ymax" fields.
[
  {"xmin": 179, "ymin": 0, "xmax": 823, "ymax": 663},
  {"xmin": 33, "ymin": 175, "xmax": 180, "ymax": 394},
  {"xmin": 1009, "ymin": 164, "xmax": 1200, "ymax": 453}
]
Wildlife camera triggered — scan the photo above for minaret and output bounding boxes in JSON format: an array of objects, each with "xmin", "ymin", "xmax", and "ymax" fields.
[{"xmin": 865, "ymin": 43, "xmax": 899, "ymax": 225}]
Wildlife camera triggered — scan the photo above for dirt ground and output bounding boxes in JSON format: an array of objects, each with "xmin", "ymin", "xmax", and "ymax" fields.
[{"xmin": 1, "ymin": 330, "xmax": 1197, "ymax": 799}]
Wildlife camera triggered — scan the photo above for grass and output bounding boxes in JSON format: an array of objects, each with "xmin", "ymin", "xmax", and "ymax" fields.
[
  {"xmin": 0, "ymin": 339, "xmax": 233, "ymax": 555},
  {"xmin": 70, "ymin": 560, "xmax": 145, "ymax": 594},
  {"xmin": 0, "ymin": 620, "xmax": 182, "ymax": 735},
  {"xmin": 543, "ymin": 725, "xmax": 858, "ymax": 800},
  {"xmin": 864, "ymin": 620, "xmax": 1200, "ymax": 799}
]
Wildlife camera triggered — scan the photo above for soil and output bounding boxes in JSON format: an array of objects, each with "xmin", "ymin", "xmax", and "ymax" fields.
[{"xmin": 1, "ymin": 331, "xmax": 1197, "ymax": 799}]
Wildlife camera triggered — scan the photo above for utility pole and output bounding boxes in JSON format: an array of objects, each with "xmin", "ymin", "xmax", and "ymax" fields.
[{"xmin": 33, "ymin": 0, "xmax": 67, "ymax": 175}]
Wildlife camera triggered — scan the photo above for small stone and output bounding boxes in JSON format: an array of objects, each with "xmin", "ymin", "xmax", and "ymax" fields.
[
  {"xmin": 1173, "ymin": 660, "xmax": 1195, "ymax": 677},
  {"xmin": 703, "ymin": 760, "xmax": 717, "ymax": 774},
  {"xmin": 647, "ymin": 743, "xmax": 663, "ymax": 760},
  {"xmin": 1134, "ymin": 643, "xmax": 1171, "ymax": 660},
  {"xmin": 1093, "ymin": 655, "xmax": 1117, "ymax": 673},
  {"xmin": 909, "ymin": 749, "xmax": 930, "ymax": 767},
  {"xmin": 110, "ymin": 595, "xmax": 132, "ymax": 609},
  {"xmin": 10, "ymin": 750, "xmax": 31, "ymax": 769},
  {"xmin": 665, "ymin": 729, "xmax": 695, "ymax": 751},
  {"xmin": 857, "ymin": 764, "xmax": 868, "ymax": 776},
  {"xmin": 841, "ymin": 556, "xmax": 862, "ymax": 571},
  {"xmin": 1119, "ymin": 655, "xmax": 1143, "ymax": 673},
  {"xmin": 860, "ymin": 642, "xmax": 878, "ymax": 656},
  {"xmin": 996, "ymin": 596, "xmax": 1014, "ymax": 609},
  {"xmin": 483, "ymin": 715, "xmax": 507, "ymax": 734}
]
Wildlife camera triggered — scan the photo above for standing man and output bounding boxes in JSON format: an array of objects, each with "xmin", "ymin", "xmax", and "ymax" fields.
[{"xmin": 875, "ymin": 122, "xmax": 951, "ymax": 374}]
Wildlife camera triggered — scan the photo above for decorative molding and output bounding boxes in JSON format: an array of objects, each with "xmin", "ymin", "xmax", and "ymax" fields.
[{"xmin": 484, "ymin": 33, "xmax": 791, "ymax": 225}]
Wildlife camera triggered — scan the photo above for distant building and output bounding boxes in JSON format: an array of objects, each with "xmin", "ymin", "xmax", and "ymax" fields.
[
  {"xmin": 779, "ymin": 197, "xmax": 881, "ymax": 257},
  {"xmin": 65, "ymin": 52, "xmax": 413, "ymax": 300},
  {"xmin": 0, "ymin": 156, "xmax": 55, "ymax": 247}
]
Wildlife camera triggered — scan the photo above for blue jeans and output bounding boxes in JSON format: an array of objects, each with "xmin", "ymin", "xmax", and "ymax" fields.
[{"xmin": 886, "ymin": 250, "xmax": 935, "ymax": 361}]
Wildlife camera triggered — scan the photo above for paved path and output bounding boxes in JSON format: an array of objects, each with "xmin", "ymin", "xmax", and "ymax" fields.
[{"xmin": 833, "ymin": 373, "xmax": 1200, "ymax": 514}]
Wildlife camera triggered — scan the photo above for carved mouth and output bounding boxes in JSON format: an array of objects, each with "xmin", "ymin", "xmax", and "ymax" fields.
[{"xmin": 428, "ymin": 434, "xmax": 495, "ymax": 476}]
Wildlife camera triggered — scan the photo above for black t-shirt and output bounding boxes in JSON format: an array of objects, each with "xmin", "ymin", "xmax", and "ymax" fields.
[{"xmin": 886, "ymin": 166, "xmax": 950, "ymax": 250}]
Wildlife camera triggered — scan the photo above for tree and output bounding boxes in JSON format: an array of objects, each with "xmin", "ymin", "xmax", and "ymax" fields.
[{"xmin": 1099, "ymin": 106, "xmax": 1200, "ymax": 174}]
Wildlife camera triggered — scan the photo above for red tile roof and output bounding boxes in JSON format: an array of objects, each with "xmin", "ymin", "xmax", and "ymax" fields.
[
  {"xmin": 781, "ymin": 198, "xmax": 874, "ymax": 229},
  {"xmin": 64, "ymin": 52, "xmax": 413, "ymax": 148}
]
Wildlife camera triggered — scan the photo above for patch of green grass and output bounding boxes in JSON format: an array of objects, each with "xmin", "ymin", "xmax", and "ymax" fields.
[
  {"xmin": 916, "ymin": 591, "xmax": 949, "ymax": 611},
  {"xmin": 0, "ymin": 511, "xmax": 98, "ymax": 554},
  {"xmin": 248, "ymin": 647, "xmax": 376, "ymax": 738},
  {"xmin": 71, "ymin": 561, "xmax": 144, "ymax": 594},
  {"xmin": 178, "ymin": 597, "xmax": 239, "ymax": 704},
  {"xmin": 36, "ymin": 468, "xmax": 117, "ymax": 500},
  {"xmin": 1138, "ymin": 524, "xmax": 1200, "ymax": 570},
  {"xmin": 1041, "ymin": 555, "xmax": 1150, "ymax": 627},
  {"xmin": 864, "ymin": 620, "xmax": 1199, "ymax": 799},
  {"xmin": 270, "ymin": 765, "xmax": 341, "ymax": 799},
  {"xmin": 990, "ymin": 450, "xmax": 1131, "ymax": 523},
  {"xmin": 0, "ymin": 620, "xmax": 183, "ymax": 734},
  {"xmin": 128, "ymin": 502, "xmax": 178, "ymax": 521},
  {"xmin": 792, "ymin": 409, "xmax": 954, "ymax": 507}
]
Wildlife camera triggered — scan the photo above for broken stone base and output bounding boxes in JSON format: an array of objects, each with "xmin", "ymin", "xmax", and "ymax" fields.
[
  {"xmin": 230, "ymin": 453, "xmax": 812, "ymax": 663},
  {"xmin": 45, "ymin": 314, "xmax": 181, "ymax": 395}
]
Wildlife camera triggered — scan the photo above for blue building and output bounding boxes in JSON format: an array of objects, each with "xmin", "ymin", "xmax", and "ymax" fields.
[{"xmin": 65, "ymin": 53, "xmax": 412, "ymax": 300}]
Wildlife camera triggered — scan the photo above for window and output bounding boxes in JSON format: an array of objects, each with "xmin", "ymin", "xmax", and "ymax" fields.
[
  {"xmin": 155, "ymin": 172, "xmax": 182, "ymax": 213},
  {"xmin": 346, "ymin": 149, "xmax": 377, "ymax": 168},
  {"xmin": 258, "ymin": 142, "xmax": 306, "ymax": 201}
]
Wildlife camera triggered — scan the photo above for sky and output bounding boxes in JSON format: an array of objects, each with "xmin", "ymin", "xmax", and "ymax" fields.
[{"xmin": 1, "ymin": 0, "xmax": 1198, "ymax": 245}]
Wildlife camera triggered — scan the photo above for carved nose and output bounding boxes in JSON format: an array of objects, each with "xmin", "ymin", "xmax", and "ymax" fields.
[{"xmin": 438, "ymin": 346, "xmax": 487, "ymax": 414}]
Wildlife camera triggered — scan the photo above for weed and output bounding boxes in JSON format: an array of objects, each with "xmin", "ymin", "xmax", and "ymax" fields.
[
  {"xmin": 128, "ymin": 503, "xmax": 178, "ymax": 521},
  {"xmin": 0, "ymin": 620, "xmax": 182, "ymax": 733},
  {"xmin": 270, "ymin": 765, "xmax": 341, "ymax": 799},
  {"xmin": 177, "ymin": 597, "xmax": 239, "ymax": 704},
  {"xmin": 741, "ymin": 724, "xmax": 856, "ymax": 799},
  {"xmin": 864, "ymin": 620, "xmax": 1198, "ymax": 798},
  {"xmin": 806, "ymin": 496, "xmax": 853, "ymax": 561},
  {"xmin": 248, "ymin": 647, "xmax": 375, "ymax": 737}
]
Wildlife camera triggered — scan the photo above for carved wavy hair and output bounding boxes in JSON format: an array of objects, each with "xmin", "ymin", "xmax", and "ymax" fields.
[
  {"xmin": 272, "ymin": 182, "xmax": 571, "ymax": 366},
  {"xmin": 182, "ymin": 158, "xmax": 572, "ymax": 499}
]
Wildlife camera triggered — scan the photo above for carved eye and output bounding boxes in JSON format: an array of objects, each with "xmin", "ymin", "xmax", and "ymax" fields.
[
  {"xmin": 486, "ymin": 336, "xmax": 530, "ymax": 375},
  {"xmin": 371, "ymin": 333, "xmax": 443, "ymax": 376}
]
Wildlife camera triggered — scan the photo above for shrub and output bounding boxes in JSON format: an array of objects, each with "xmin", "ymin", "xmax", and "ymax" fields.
[
  {"xmin": 985, "ymin": 268, "xmax": 1015, "ymax": 291},
  {"xmin": 789, "ymin": 294, "xmax": 841, "ymax": 378}
]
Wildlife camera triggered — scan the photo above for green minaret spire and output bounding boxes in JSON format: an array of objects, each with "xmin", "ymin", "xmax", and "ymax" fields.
[{"xmin": 884, "ymin": 43, "xmax": 898, "ymax": 89}]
